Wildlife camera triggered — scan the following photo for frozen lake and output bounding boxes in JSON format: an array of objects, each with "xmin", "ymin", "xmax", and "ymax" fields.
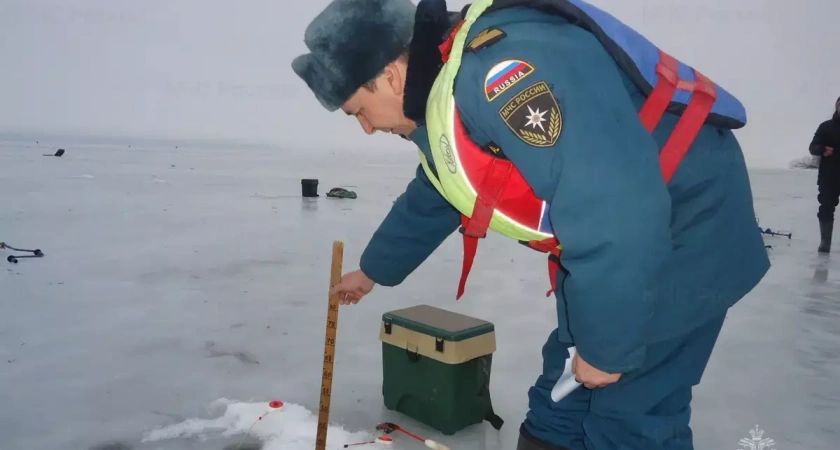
[{"xmin": 1, "ymin": 142, "xmax": 837, "ymax": 450}]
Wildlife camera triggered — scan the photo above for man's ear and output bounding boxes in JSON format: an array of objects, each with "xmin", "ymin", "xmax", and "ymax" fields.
[{"xmin": 385, "ymin": 63, "xmax": 404, "ymax": 96}]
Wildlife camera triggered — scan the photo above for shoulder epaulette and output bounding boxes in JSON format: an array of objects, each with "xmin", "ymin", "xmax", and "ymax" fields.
[{"xmin": 466, "ymin": 27, "xmax": 507, "ymax": 53}]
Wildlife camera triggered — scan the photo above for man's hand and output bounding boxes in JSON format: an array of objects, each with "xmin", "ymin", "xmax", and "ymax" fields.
[
  {"xmin": 824, "ymin": 146, "xmax": 834, "ymax": 157},
  {"xmin": 572, "ymin": 351, "xmax": 622, "ymax": 389},
  {"xmin": 329, "ymin": 269, "xmax": 375, "ymax": 305}
]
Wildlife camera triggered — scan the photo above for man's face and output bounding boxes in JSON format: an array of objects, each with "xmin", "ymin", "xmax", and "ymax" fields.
[{"xmin": 341, "ymin": 63, "xmax": 416, "ymax": 136}]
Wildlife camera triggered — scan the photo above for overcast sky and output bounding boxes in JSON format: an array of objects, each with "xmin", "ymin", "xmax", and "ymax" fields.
[{"xmin": 1, "ymin": 0, "xmax": 838, "ymax": 168}]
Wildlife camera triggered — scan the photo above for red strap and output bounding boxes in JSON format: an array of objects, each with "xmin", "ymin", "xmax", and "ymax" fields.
[
  {"xmin": 546, "ymin": 256, "xmax": 560, "ymax": 297},
  {"xmin": 658, "ymin": 70, "xmax": 716, "ymax": 183},
  {"xmin": 457, "ymin": 159, "xmax": 514, "ymax": 299},
  {"xmin": 638, "ymin": 50, "xmax": 679, "ymax": 133},
  {"xmin": 465, "ymin": 159, "xmax": 514, "ymax": 237},
  {"xmin": 458, "ymin": 215, "xmax": 476, "ymax": 300},
  {"xmin": 638, "ymin": 50, "xmax": 717, "ymax": 182},
  {"xmin": 526, "ymin": 237, "xmax": 562, "ymax": 296},
  {"xmin": 527, "ymin": 237, "xmax": 560, "ymax": 255}
]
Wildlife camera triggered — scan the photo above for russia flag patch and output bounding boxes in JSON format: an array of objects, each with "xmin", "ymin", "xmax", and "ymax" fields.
[{"xmin": 484, "ymin": 59, "xmax": 534, "ymax": 101}]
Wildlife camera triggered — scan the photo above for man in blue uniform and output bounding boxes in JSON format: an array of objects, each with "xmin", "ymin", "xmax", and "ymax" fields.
[{"xmin": 292, "ymin": 0, "xmax": 770, "ymax": 448}]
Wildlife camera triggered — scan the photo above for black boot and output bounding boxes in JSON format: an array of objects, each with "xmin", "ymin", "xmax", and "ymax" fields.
[
  {"xmin": 818, "ymin": 220, "xmax": 833, "ymax": 253},
  {"xmin": 517, "ymin": 424, "xmax": 572, "ymax": 450}
]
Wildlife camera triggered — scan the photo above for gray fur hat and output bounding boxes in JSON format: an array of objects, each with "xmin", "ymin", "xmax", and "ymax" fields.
[{"xmin": 292, "ymin": 0, "xmax": 417, "ymax": 111}]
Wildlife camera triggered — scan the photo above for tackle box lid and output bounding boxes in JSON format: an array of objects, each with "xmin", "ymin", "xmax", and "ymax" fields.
[{"xmin": 381, "ymin": 304, "xmax": 494, "ymax": 342}]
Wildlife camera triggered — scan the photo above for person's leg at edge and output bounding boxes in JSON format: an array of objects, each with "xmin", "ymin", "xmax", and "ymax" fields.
[
  {"xmin": 817, "ymin": 180, "xmax": 839, "ymax": 252},
  {"xmin": 519, "ymin": 313, "xmax": 727, "ymax": 450}
]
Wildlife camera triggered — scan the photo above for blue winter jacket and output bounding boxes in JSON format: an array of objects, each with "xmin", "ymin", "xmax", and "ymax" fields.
[{"xmin": 359, "ymin": 6, "xmax": 770, "ymax": 374}]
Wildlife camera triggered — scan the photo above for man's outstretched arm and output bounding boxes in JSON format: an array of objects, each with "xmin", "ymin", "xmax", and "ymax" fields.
[{"xmin": 359, "ymin": 163, "xmax": 462, "ymax": 286}]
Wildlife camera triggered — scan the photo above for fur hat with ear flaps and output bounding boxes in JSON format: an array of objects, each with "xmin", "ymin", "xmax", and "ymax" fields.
[{"xmin": 292, "ymin": 0, "xmax": 417, "ymax": 112}]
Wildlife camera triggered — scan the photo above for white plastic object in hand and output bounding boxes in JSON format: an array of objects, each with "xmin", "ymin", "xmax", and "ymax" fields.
[
  {"xmin": 424, "ymin": 439, "xmax": 449, "ymax": 450},
  {"xmin": 550, "ymin": 346, "xmax": 582, "ymax": 402}
]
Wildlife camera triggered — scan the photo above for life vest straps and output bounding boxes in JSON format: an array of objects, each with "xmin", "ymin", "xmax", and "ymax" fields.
[
  {"xmin": 638, "ymin": 50, "xmax": 679, "ymax": 133},
  {"xmin": 659, "ymin": 68, "xmax": 717, "ymax": 183},
  {"xmin": 640, "ymin": 49, "xmax": 718, "ymax": 183},
  {"xmin": 457, "ymin": 158, "xmax": 515, "ymax": 299},
  {"xmin": 451, "ymin": 46, "xmax": 717, "ymax": 300}
]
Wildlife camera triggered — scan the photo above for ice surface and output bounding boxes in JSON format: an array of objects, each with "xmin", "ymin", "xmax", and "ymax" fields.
[{"xmin": 1, "ymin": 142, "xmax": 838, "ymax": 450}]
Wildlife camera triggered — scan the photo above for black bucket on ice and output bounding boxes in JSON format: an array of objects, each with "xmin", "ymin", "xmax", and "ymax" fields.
[{"xmin": 301, "ymin": 179, "xmax": 319, "ymax": 197}]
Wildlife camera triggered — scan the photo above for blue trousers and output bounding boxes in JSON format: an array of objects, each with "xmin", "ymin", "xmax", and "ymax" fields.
[{"xmin": 522, "ymin": 313, "xmax": 726, "ymax": 450}]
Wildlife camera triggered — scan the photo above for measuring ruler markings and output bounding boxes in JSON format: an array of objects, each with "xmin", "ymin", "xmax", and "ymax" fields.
[{"xmin": 315, "ymin": 240, "xmax": 343, "ymax": 450}]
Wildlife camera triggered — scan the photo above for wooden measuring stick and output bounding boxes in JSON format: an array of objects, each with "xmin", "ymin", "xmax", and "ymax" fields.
[{"xmin": 315, "ymin": 240, "xmax": 344, "ymax": 450}]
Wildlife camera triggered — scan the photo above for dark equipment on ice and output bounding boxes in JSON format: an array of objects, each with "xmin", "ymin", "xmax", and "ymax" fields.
[
  {"xmin": 42, "ymin": 148, "xmax": 64, "ymax": 157},
  {"xmin": 301, "ymin": 178, "xmax": 319, "ymax": 197},
  {"xmin": 759, "ymin": 228, "xmax": 792, "ymax": 239},
  {"xmin": 1, "ymin": 242, "xmax": 44, "ymax": 263},
  {"xmin": 755, "ymin": 217, "xmax": 792, "ymax": 239},
  {"xmin": 755, "ymin": 218, "xmax": 791, "ymax": 250},
  {"xmin": 326, "ymin": 187, "xmax": 357, "ymax": 199}
]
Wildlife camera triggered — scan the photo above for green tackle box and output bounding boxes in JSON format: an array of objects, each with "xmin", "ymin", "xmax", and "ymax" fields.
[{"xmin": 379, "ymin": 304, "xmax": 504, "ymax": 435}]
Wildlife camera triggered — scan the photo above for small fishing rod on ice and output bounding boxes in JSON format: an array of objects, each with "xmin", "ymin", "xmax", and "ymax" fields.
[{"xmin": 1, "ymin": 241, "xmax": 45, "ymax": 263}]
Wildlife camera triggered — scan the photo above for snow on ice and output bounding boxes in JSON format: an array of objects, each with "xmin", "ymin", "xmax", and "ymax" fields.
[{"xmin": 140, "ymin": 398, "xmax": 373, "ymax": 450}]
